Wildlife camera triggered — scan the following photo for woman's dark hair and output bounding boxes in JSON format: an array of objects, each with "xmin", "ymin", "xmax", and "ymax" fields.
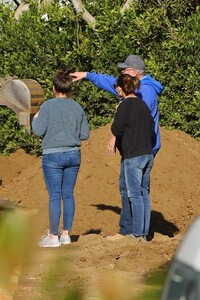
[
  {"xmin": 116, "ymin": 74, "xmax": 140, "ymax": 96},
  {"xmin": 53, "ymin": 69, "xmax": 74, "ymax": 94}
]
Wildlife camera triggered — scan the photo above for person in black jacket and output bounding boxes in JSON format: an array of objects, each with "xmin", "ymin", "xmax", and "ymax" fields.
[{"xmin": 109, "ymin": 74, "xmax": 155, "ymax": 240}]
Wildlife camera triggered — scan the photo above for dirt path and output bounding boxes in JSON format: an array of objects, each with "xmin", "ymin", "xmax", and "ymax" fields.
[{"xmin": 0, "ymin": 124, "xmax": 200, "ymax": 299}]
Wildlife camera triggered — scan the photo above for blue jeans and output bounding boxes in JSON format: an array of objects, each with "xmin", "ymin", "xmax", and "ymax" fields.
[
  {"xmin": 119, "ymin": 162, "xmax": 133, "ymax": 235},
  {"xmin": 42, "ymin": 150, "xmax": 80, "ymax": 235},
  {"xmin": 119, "ymin": 154, "xmax": 154, "ymax": 237}
]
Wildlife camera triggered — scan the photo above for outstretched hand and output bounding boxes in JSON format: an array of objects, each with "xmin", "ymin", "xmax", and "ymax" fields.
[{"xmin": 70, "ymin": 72, "xmax": 87, "ymax": 82}]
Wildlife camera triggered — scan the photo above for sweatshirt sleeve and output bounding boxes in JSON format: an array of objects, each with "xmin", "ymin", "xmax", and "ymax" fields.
[
  {"xmin": 32, "ymin": 104, "xmax": 48, "ymax": 136},
  {"xmin": 86, "ymin": 72, "xmax": 118, "ymax": 96},
  {"xmin": 111, "ymin": 103, "xmax": 126, "ymax": 137},
  {"xmin": 80, "ymin": 111, "xmax": 90, "ymax": 140}
]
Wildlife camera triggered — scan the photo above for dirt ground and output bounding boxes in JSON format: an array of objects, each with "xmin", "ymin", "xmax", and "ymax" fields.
[{"xmin": 0, "ymin": 124, "xmax": 200, "ymax": 299}]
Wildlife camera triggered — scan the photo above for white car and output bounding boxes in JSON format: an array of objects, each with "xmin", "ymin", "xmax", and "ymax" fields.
[{"xmin": 161, "ymin": 216, "xmax": 200, "ymax": 300}]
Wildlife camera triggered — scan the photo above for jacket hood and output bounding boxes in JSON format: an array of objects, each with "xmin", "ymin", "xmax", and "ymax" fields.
[{"xmin": 141, "ymin": 74, "xmax": 164, "ymax": 95}]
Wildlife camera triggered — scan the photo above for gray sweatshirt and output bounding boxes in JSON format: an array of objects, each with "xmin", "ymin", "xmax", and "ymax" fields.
[{"xmin": 32, "ymin": 98, "xmax": 90, "ymax": 154}]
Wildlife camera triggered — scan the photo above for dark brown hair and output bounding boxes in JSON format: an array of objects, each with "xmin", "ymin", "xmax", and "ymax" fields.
[
  {"xmin": 116, "ymin": 74, "xmax": 140, "ymax": 96},
  {"xmin": 53, "ymin": 69, "xmax": 74, "ymax": 94}
]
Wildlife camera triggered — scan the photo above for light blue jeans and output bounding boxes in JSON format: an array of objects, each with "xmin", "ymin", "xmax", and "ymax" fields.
[
  {"xmin": 42, "ymin": 150, "xmax": 80, "ymax": 235},
  {"xmin": 119, "ymin": 154, "xmax": 154, "ymax": 237}
]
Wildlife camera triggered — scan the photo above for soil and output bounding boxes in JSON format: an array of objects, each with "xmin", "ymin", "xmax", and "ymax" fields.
[{"xmin": 0, "ymin": 124, "xmax": 200, "ymax": 300}]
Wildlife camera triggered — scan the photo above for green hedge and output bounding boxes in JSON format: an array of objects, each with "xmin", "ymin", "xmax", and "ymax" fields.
[{"xmin": 0, "ymin": 0, "xmax": 199, "ymax": 155}]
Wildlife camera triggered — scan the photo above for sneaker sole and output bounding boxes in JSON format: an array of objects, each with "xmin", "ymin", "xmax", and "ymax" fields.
[
  {"xmin": 39, "ymin": 243, "xmax": 61, "ymax": 248},
  {"xmin": 60, "ymin": 241, "xmax": 71, "ymax": 245}
]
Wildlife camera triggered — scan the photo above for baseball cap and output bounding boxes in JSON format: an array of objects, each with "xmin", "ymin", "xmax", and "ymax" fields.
[{"xmin": 118, "ymin": 55, "xmax": 145, "ymax": 72}]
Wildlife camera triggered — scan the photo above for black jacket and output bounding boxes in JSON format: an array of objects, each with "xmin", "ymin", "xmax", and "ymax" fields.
[{"xmin": 111, "ymin": 97, "xmax": 155, "ymax": 159}]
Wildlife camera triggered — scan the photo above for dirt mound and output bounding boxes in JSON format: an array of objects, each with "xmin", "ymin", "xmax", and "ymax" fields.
[{"xmin": 0, "ymin": 124, "xmax": 200, "ymax": 299}]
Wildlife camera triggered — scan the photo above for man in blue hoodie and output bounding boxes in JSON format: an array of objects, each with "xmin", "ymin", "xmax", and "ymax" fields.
[
  {"xmin": 71, "ymin": 55, "xmax": 163, "ymax": 155},
  {"xmin": 71, "ymin": 55, "xmax": 164, "ymax": 239}
]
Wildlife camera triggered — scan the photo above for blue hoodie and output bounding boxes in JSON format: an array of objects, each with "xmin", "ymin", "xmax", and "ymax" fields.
[{"xmin": 86, "ymin": 72, "xmax": 164, "ymax": 155}]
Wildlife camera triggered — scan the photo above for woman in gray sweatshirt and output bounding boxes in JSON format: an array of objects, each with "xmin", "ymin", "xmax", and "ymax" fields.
[{"xmin": 32, "ymin": 69, "xmax": 90, "ymax": 247}]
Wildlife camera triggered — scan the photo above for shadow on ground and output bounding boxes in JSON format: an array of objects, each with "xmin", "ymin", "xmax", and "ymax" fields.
[{"xmin": 91, "ymin": 204, "xmax": 179, "ymax": 240}]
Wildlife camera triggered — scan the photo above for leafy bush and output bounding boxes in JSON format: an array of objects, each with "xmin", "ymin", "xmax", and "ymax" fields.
[
  {"xmin": 0, "ymin": 0, "xmax": 199, "ymax": 155},
  {"xmin": 0, "ymin": 108, "xmax": 42, "ymax": 156}
]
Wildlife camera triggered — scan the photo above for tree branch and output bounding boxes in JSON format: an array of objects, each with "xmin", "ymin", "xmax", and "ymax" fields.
[
  {"xmin": 14, "ymin": 0, "xmax": 30, "ymax": 20},
  {"xmin": 71, "ymin": 0, "xmax": 96, "ymax": 30},
  {"xmin": 120, "ymin": 0, "xmax": 134, "ymax": 14}
]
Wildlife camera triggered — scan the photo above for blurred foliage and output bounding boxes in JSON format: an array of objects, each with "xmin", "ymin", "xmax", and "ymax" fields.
[
  {"xmin": 0, "ymin": 0, "xmax": 199, "ymax": 155},
  {"xmin": 135, "ymin": 268, "xmax": 168, "ymax": 300},
  {"xmin": 0, "ymin": 206, "xmax": 36, "ymax": 296}
]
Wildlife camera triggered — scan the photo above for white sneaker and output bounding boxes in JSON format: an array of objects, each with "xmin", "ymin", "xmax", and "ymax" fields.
[
  {"xmin": 60, "ymin": 233, "xmax": 71, "ymax": 245},
  {"xmin": 38, "ymin": 230, "xmax": 61, "ymax": 247}
]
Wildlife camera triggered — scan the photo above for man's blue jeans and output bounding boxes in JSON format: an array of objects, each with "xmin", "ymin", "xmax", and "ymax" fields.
[
  {"xmin": 42, "ymin": 150, "xmax": 80, "ymax": 235},
  {"xmin": 119, "ymin": 154, "xmax": 154, "ymax": 237}
]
